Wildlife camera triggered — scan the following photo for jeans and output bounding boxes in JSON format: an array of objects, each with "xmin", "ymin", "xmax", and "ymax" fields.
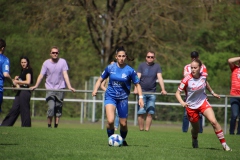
[
  {"xmin": 114, "ymin": 109, "xmax": 119, "ymax": 129},
  {"xmin": 229, "ymin": 97, "xmax": 240, "ymax": 134},
  {"xmin": 182, "ymin": 108, "xmax": 203, "ymax": 133},
  {"xmin": 137, "ymin": 94, "xmax": 156, "ymax": 114}
]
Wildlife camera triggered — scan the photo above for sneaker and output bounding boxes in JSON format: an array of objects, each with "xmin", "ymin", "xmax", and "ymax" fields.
[
  {"xmin": 223, "ymin": 144, "xmax": 232, "ymax": 151},
  {"xmin": 122, "ymin": 140, "xmax": 128, "ymax": 146},
  {"xmin": 192, "ymin": 139, "xmax": 198, "ymax": 148}
]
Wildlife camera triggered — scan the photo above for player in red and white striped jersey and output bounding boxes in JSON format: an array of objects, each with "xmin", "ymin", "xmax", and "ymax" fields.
[
  {"xmin": 176, "ymin": 59, "xmax": 232, "ymax": 151},
  {"xmin": 182, "ymin": 51, "xmax": 216, "ymax": 133},
  {"xmin": 228, "ymin": 57, "xmax": 240, "ymax": 135}
]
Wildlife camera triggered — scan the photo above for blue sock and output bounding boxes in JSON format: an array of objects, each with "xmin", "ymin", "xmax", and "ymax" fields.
[
  {"xmin": 107, "ymin": 129, "xmax": 114, "ymax": 137},
  {"xmin": 120, "ymin": 130, "xmax": 128, "ymax": 140}
]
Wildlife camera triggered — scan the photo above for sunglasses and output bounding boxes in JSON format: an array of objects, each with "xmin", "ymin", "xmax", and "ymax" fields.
[
  {"xmin": 146, "ymin": 56, "xmax": 154, "ymax": 59},
  {"xmin": 117, "ymin": 55, "xmax": 126, "ymax": 58},
  {"xmin": 51, "ymin": 52, "xmax": 59, "ymax": 54}
]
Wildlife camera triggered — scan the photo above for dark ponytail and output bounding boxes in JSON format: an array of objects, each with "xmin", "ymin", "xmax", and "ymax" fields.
[{"xmin": 116, "ymin": 46, "xmax": 134, "ymax": 61}]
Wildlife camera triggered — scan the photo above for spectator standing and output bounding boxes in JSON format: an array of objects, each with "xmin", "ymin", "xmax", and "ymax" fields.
[
  {"xmin": 31, "ymin": 46, "xmax": 75, "ymax": 128},
  {"xmin": 1, "ymin": 56, "xmax": 33, "ymax": 127},
  {"xmin": 134, "ymin": 51, "xmax": 167, "ymax": 131},
  {"xmin": 228, "ymin": 56, "xmax": 240, "ymax": 135}
]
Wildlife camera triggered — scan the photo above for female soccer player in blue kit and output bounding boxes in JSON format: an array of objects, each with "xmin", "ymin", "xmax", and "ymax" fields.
[{"xmin": 92, "ymin": 46, "xmax": 144, "ymax": 146}]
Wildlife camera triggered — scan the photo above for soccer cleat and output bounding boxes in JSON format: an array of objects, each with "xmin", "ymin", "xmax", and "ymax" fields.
[
  {"xmin": 192, "ymin": 139, "xmax": 198, "ymax": 148},
  {"xmin": 223, "ymin": 144, "xmax": 232, "ymax": 151},
  {"xmin": 122, "ymin": 140, "xmax": 128, "ymax": 146}
]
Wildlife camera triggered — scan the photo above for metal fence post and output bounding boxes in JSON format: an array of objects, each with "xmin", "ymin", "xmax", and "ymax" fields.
[
  {"xmin": 31, "ymin": 91, "xmax": 35, "ymax": 117},
  {"xmin": 101, "ymin": 93, "xmax": 105, "ymax": 129},
  {"xmin": 202, "ymin": 116, "xmax": 205, "ymax": 128},
  {"xmin": 80, "ymin": 102, "xmax": 84, "ymax": 124},
  {"xmin": 224, "ymin": 96, "xmax": 228, "ymax": 135},
  {"xmin": 92, "ymin": 96, "xmax": 96, "ymax": 122},
  {"xmin": 134, "ymin": 95, "xmax": 138, "ymax": 126}
]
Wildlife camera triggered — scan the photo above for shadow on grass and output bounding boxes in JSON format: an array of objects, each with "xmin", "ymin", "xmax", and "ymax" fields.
[
  {"xmin": 182, "ymin": 147, "xmax": 220, "ymax": 151},
  {"xmin": 205, "ymin": 147, "xmax": 221, "ymax": 151},
  {"xmin": 125, "ymin": 145, "xmax": 149, "ymax": 147},
  {"xmin": 0, "ymin": 143, "xmax": 19, "ymax": 145}
]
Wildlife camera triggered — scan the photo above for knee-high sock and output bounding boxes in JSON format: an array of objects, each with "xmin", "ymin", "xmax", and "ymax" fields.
[
  {"xmin": 120, "ymin": 130, "xmax": 128, "ymax": 140},
  {"xmin": 107, "ymin": 129, "xmax": 114, "ymax": 137},
  {"xmin": 215, "ymin": 130, "xmax": 226, "ymax": 144}
]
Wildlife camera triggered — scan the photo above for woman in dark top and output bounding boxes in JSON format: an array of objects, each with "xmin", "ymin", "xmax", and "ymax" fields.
[{"xmin": 1, "ymin": 56, "xmax": 33, "ymax": 127}]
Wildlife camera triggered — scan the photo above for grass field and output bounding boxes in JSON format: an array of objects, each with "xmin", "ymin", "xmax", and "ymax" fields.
[{"xmin": 0, "ymin": 118, "xmax": 239, "ymax": 160}]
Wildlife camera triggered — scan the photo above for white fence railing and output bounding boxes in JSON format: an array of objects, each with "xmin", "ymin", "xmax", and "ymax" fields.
[{"xmin": 2, "ymin": 87, "xmax": 234, "ymax": 134}]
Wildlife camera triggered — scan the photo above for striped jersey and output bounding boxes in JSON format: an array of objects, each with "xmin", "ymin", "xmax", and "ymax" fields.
[{"xmin": 178, "ymin": 73, "xmax": 207, "ymax": 109}]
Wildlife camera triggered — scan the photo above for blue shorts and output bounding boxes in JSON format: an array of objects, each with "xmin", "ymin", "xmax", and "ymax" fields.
[
  {"xmin": 137, "ymin": 94, "xmax": 156, "ymax": 115},
  {"xmin": 104, "ymin": 96, "xmax": 128, "ymax": 118}
]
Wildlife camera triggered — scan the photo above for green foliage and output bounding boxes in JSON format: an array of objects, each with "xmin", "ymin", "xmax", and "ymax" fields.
[
  {"xmin": 200, "ymin": 52, "xmax": 235, "ymax": 94},
  {"xmin": 192, "ymin": 3, "xmax": 240, "ymax": 54}
]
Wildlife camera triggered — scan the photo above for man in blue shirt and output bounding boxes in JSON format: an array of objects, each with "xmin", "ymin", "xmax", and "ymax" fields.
[
  {"xmin": 0, "ymin": 39, "xmax": 15, "ymax": 113},
  {"xmin": 134, "ymin": 51, "xmax": 167, "ymax": 131}
]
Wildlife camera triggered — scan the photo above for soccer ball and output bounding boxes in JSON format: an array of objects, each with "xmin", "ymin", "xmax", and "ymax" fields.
[{"xmin": 108, "ymin": 134, "xmax": 123, "ymax": 147}]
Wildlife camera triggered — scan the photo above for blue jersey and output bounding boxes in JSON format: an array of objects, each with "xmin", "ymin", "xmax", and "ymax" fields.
[
  {"xmin": 0, "ymin": 54, "xmax": 10, "ymax": 92},
  {"xmin": 101, "ymin": 63, "xmax": 139, "ymax": 99}
]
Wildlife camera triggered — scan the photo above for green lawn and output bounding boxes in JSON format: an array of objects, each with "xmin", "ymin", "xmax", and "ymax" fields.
[{"xmin": 0, "ymin": 118, "xmax": 239, "ymax": 160}]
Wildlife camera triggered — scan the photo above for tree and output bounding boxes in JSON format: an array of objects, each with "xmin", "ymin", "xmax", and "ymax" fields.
[{"xmin": 72, "ymin": 0, "xmax": 211, "ymax": 69}]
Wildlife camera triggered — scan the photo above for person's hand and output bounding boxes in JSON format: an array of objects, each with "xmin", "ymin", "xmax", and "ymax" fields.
[
  {"xmin": 14, "ymin": 76, "xmax": 19, "ymax": 80},
  {"xmin": 181, "ymin": 102, "xmax": 188, "ymax": 108},
  {"xmin": 13, "ymin": 79, "xmax": 18, "ymax": 84},
  {"xmin": 12, "ymin": 79, "xmax": 20, "ymax": 88},
  {"xmin": 12, "ymin": 79, "xmax": 17, "ymax": 86},
  {"xmin": 213, "ymin": 93, "xmax": 220, "ymax": 99},
  {"xmin": 138, "ymin": 98, "xmax": 144, "ymax": 108},
  {"xmin": 11, "ymin": 79, "xmax": 18, "ymax": 88},
  {"xmin": 92, "ymin": 91, "xmax": 97, "ymax": 96},
  {"xmin": 161, "ymin": 90, "xmax": 167, "ymax": 95},
  {"xmin": 30, "ymin": 86, "xmax": 37, "ymax": 90},
  {"xmin": 69, "ymin": 87, "xmax": 76, "ymax": 92}
]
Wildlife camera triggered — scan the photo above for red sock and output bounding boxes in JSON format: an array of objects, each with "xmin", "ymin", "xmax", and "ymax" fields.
[{"xmin": 215, "ymin": 130, "xmax": 226, "ymax": 144}]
